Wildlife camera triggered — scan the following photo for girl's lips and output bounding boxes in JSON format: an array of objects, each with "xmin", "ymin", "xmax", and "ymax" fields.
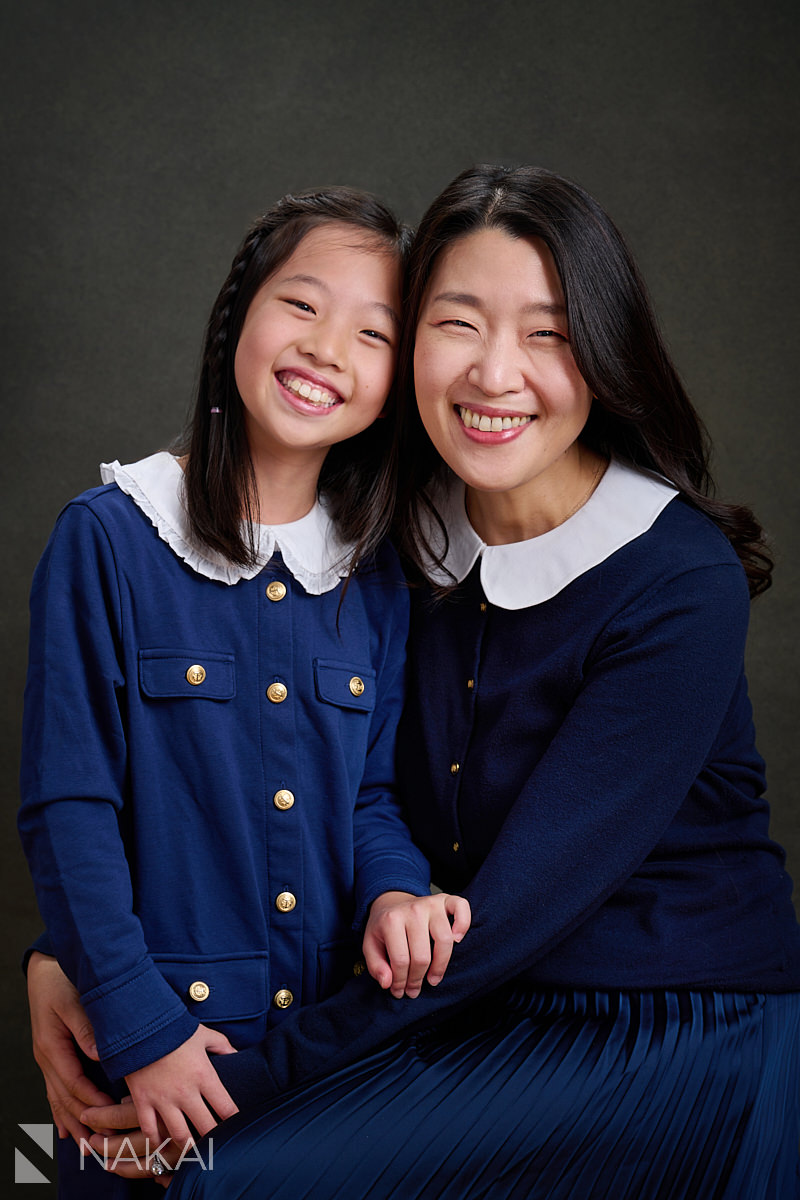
[
  {"xmin": 455, "ymin": 403, "xmax": 536, "ymax": 443},
  {"xmin": 276, "ymin": 370, "xmax": 344, "ymax": 415}
]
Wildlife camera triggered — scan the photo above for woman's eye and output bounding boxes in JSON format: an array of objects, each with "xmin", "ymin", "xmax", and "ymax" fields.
[
  {"xmin": 441, "ymin": 319, "xmax": 475, "ymax": 330},
  {"xmin": 530, "ymin": 329, "xmax": 566, "ymax": 341}
]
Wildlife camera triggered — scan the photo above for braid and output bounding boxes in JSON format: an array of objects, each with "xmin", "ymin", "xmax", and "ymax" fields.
[{"xmin": 177, "ymin": 185, "xmax": 410, "ymax": 571}]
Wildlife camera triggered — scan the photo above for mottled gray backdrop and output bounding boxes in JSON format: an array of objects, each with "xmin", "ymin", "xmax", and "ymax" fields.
[{"xmin": 2, "ymin": 1, "xmax": 798, "ymax": 1191}]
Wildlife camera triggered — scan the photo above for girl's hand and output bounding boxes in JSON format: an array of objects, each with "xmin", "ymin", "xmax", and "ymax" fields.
[
  {"xmin": 26, "ymin": 951, "xmax": 113, "ymax": 1143},
  {"xmin": 363, "ymin": 891, "xmax": 471, "ymax": 998},
  {"xmin": 118, "ymin": 1025, "xmax": 239, "ymax": 1148}
]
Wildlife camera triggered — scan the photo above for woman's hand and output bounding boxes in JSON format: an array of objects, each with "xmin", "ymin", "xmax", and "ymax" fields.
[
  {"xmin": 26, "ymin": 951, "xmax": 113, "ymax": 1143},
  {"xmin": 82, "ymin": 1097, "xmax": 179, "ymax": 1188},
  {"xmin": 363, "ymin": 891, "xmax": 471, "ymax": 998}
]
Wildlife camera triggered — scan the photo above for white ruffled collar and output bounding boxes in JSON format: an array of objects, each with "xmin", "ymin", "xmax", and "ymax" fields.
[
  {"xmin": 100, "ymin": 452, "xmax": 352, "ymax": 592},
  {"xmin": 422, "ymin": 458, "xmax": 678, "ymax": 610}
]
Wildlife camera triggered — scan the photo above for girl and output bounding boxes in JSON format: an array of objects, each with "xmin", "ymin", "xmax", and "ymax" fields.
[
  {"xmin": 19, "ymin": 186, "xmax": 469, "ymax": 1197},
  {"xmin": 37, "ymin": 167, "xmax": 800, "ymax": 1198}
]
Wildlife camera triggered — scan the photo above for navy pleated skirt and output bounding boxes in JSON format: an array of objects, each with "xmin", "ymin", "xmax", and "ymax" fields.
[{"xmin": 171, "ymin": 987, "xmax": 800, "ymax": 1199}]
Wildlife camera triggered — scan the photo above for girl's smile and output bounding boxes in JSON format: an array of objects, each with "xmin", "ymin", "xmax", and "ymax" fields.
[{"xmin": 234, "ymin": 222, "xmax": 401, "ymax": 509}]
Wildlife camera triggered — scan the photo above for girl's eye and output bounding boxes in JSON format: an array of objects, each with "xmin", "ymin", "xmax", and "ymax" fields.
[
  {"xmin": 362, "ymin": 329, "xmax": 392, "ymax": 344},
  {"xmin": 286, "ymin": 299, "xmax": 315, "ymax": 313}
]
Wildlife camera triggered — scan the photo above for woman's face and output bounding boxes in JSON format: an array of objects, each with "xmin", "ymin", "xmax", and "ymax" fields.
[{"xmin": 413, "ymin": 228, "xmax": 593, "ymax": 504}]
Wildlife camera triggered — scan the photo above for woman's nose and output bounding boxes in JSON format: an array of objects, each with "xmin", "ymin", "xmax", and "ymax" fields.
[{"xmin": 467, "ymin": 339, "xmax": 524, "ymax": 397}]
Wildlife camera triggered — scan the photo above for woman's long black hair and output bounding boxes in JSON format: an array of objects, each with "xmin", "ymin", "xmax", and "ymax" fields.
[
  {"xmin": 394, "ymin": 165, "xmax": 771, "ymax": 597},
  {"xmin": 178, "ymin": 187, "xmax": 412, "ymax": 571}
]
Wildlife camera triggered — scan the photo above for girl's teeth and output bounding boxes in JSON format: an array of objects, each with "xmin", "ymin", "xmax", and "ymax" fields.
[
  {"xmin": 502, "ymin": 417, "xmax": 512, "ymax": 430},
  {"xmin": 282, "ymin": 375, "xmax": 339, "ymax": 406}
]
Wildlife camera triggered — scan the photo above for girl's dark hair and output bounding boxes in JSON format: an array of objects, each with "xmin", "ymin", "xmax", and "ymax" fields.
[
  {"xmin": 178, "ymin": 187, "xmax": 412, "ymax": 570},
  {"xmin": 394, "ymin": 164, "xmax": 772, "ymax": 597}
]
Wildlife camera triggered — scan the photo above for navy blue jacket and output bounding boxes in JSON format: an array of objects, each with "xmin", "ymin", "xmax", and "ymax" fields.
[{"xmin": 18, "ymin": 483, "xmax": 430, "ymax": 1081}]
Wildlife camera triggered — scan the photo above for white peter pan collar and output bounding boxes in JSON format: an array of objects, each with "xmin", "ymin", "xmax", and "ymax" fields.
[
  {"xmin": 422, "ymin": 459, "xmax": 678, "ymax": 610},
  {"xmin": 100, "ymin": 452, "xmax": 352, "ymax": 592}
]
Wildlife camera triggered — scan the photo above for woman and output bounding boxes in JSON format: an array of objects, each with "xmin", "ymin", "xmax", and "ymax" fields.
[{"xmin": 36, "ymin": 166, "xmax": 800, "ymax": 1198}]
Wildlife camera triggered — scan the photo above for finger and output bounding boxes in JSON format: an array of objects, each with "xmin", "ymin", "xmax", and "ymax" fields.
[
  {"xmin": 382, "ymin": 924, "xmax": 410, "ymax": 998},
  {"xmin": 362, "ymin": 932, "xmax": 393, "ymax": 989},
  {"xmin": 81, "ymin": 1099, "xmax": 138, "ymax": 1133},
  {"xmin": 207, "ymin": 1079, "xmax": 239, "ymax": 1123},
  {"xmin": 88, "ymin": 1128, "xmax": 149, "ymax": 1157},
  {"xmin": 403, "ymin": 918, "xmax": 434, "ymax": 997},
  {"xmin": 446, "ymin": 895, "xmax": 472, "ymax": 940},
  {"xmin": 72, "ymin": 1017, "xmax": 99, "ymax": 1061},
  {"xmin": 202, "ymin": 1029, "xmax": 236, "ymax": 1056},
  {"xmin": 426, "ymin": 911, "xmax": 456, "ymax": 985}
]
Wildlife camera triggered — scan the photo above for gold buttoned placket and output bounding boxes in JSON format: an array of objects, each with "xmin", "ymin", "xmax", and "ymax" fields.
[
  {"xmin": 275, "ymin": 891, "xmax": 297, "ymax": 913},
  {"xmin": 273, "ymin": 788, "xmax": 295, "ymax": 810},
  {"xmin": 265, "ymin": 581, "xmax": 287, "ymax": 602},
  {"xmin": 267, "ymin": 681, "xmax": 288, "ymax": 704},
  {"xmin": 273, "ymin": 988, "xmax": 294, "ymax": 1009}
]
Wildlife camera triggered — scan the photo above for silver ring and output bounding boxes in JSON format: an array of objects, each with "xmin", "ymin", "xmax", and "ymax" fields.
[{"xmin": 151, "ymin": 1152, "xmax": 171, "ymax": 1177}]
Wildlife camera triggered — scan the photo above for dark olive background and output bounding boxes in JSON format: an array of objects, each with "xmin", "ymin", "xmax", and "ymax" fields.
[{"xmin": 2, "ymin": 1, "xmax": 797, "ymax": 1190}]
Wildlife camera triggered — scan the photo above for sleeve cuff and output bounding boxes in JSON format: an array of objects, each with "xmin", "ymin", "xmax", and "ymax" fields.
[{"xmin": 82, "ymin": 961, "xmax": 199, "ymax": 1081}]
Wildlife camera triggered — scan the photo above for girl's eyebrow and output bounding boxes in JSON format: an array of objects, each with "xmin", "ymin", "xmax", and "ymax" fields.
[
  {"xmin": 429, "ymin": 291, "xmax": 565, "ymax": 317},
  {"xmin": 280, "ymin": 273, "xmax": 399, "ymax": 327}
]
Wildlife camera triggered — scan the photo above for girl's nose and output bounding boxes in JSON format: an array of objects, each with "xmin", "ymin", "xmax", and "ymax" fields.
[
  {"xmin": 467, "ymin": 339, "xmax": 525, "ymax": 397},
  {"xmin": 298, "ymin": 318, "xmax": 348, "ymax": 370}
]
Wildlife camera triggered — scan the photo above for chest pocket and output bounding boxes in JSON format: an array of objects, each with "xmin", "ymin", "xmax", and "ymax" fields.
[
  {"xmin": 139, "ymin": 649, "xmax": 236, "ymax": 699},
  {"xmin": 313, "ymin": 659, "xmax": 376, "ymax": 712}
]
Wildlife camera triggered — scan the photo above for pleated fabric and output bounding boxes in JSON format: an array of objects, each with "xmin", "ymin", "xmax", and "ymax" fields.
[{"xmin": 171, "ymin": 988, "xmax": 800, "ymax": 1200}]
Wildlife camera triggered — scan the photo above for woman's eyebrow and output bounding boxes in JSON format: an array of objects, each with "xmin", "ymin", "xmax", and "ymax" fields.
[
  {"xmin": 280, "ymin": 273, "xmax": 398, "ymax": 326},
  {"xmin": 429, "ymin": 291, "xmax": 565, "ymax": 317}
]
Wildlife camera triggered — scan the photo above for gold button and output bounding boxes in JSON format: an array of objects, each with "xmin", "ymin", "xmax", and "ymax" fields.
[
  {"xmin": 450, "ymin": 762, "xmax": 460, "ymax": 775},
  {"xmin": 188, "ymin": 980, "xmax": 210, "ymax": 1002},
  {"xmin": 266, "ymin": 581, "xmax": 287, "ymax": 602},
  {"xmin": 452, "ymin": 842, "xmax": 460, "ymax": 853},
  {"xmin": 273, "ymin": 788, "xmax": 295, "ymax": 810},
  {"xmin": 186, "ymin": 664, "xmax": 206, "ymax": 686},
  {"xmin": 267, "ymin": 682, "xmax": 288, "ymax": 703},
  {"xmin": 353, "ymin": 959, "xmax": 366, "ymax": 977},
  {"xmin": 275, "ymin": 891, "xmax": 297, "ymax": 912},
  {"xmin": 467, "ymin": 679, "xmax": 474, "ymax": 690},
  {"xmin": 349, "ymin": 676, "xmax": 365, "ymax": 697},
  {"xmin": 479, "ymin": 602, "xmax": 488, "ymax": 613},
  {"xmin": 273, "ymin": 988, "xmax": 294, "ymax": 1009}
]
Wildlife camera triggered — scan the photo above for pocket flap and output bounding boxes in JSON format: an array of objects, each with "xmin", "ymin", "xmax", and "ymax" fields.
[
  {"xmin": 154, "ymin": 953, "xmax": 268, "ymax": 1021},
  {"xmin": 139, "ymin": 649, "xmax": 235, "ymax": 699},
  {"xmin": 314, "ymin": 659, "xmax": 376, "ymax": 712}
]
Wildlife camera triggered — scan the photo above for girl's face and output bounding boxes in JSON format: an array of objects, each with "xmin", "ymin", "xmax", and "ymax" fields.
[
  {"xmin": 234, "ymin": 223, "xmax": 401, "ymax": 473},
  {"xmin": 414, "ymin": 228, "xmax": 593, "ymax": 504}
]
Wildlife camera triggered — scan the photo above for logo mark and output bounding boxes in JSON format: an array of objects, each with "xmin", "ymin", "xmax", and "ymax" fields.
[{"xmin": 15, "ymin": 1124, "xmax": 54, "ymax": 1184}]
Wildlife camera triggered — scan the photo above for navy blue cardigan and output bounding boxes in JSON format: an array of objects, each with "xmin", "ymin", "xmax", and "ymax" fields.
[
  {"xmin": 18, "ymin": 483, "xmax": 430, "ymax": 1080},
  {"xmin": 213, "ymin": 492, "xmax": 800, "ymax": 1107}
]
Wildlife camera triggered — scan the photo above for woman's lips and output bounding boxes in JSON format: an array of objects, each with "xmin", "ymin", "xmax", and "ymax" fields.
[{"xmin": 455, "ymin": 403, "xmax": 535, "ymax": 442}]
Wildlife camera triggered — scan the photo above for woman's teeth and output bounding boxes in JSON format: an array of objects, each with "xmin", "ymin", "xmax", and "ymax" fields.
[
  {"xmin": 458, "ymin": 406, "xmax": 533, "ymax": 432},
  {"xmin": 281, "ymin": 374, "xmax": 340, "ymax": 407}
]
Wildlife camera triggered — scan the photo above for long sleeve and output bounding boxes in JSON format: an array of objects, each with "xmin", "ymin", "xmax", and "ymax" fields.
[
  {"xmin": 213, "ymin": 545, "xmax": 799, "ymax": 1108},
  {"xmin": 18, "ymin": 501, "xmax": 198, "ymax": 1079}
]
